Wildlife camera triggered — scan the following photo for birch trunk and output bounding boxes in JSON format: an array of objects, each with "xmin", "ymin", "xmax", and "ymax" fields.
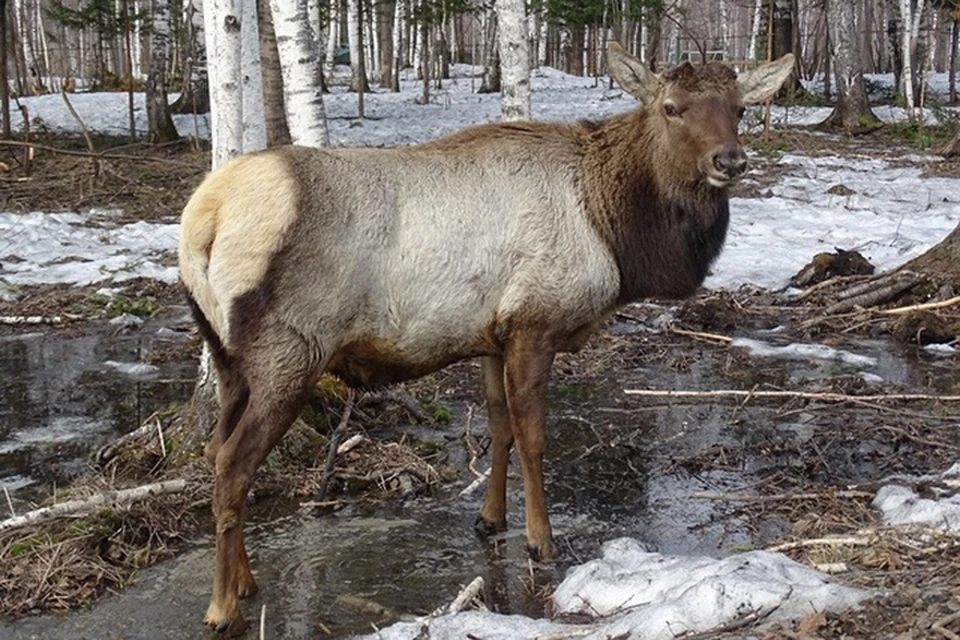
[
  {"xmin": 749, "ymin": 0, "xmax": 763, "ymax": 62},
  {"xmin": 391, "ymin": 0, "xmax": 404, "ymax": 91},
  {"xmin": 899, "ymin": 0, "xmax": 927, "ymax": 116},
  {"xmin": 14, "ymin": 0, "xmax": 37, "ymax": 92},
  {"xmin": 498, "ymin": 0, "xmax": 529, "ymax": 120},
  {"xmin": 146, "ymin": 0, "xmax": 180, "ymax": 142},
  {"xmin": 324, "ymin": 0, "xmax": 340, "ymax": 80},
  {"xmin": 1, "ymin": 0, "xmax": 10, "ymax": 137},
  {"xmin": 347, "ymin": 0, "xmax": 368, "ymax": 91},
  {"xmin": 207, "ymin": 0, "xmax": 243, "ymax": 167},
  {"xmin": 241, "ymin": 0, "xmax": 266, "ymax": 151},
  {"xmin": 270, "ymin": 0, "xmax": 329, "ymax": 146}
]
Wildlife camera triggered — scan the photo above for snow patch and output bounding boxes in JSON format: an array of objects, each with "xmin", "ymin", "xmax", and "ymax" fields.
[{"xmin": 731, "ymin": 337, "xmax": 877, "ymax": 368}]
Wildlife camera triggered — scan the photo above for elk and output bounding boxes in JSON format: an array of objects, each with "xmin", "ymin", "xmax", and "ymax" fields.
[{"xmin": 179, "ymin": 44, "xmax": 794, "ymax": 634}]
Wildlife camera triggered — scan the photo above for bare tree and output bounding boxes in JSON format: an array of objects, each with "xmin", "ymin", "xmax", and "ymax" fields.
[
  {"xmin": 146, "ymin": 0, "xmax": 180, "ymax": 142},
  {"xmin": 498, "ymin": 0, "xmax": 530, "ymax": 121},
  {"xmin": 259, "ymin": 0, "xmax": 291, "ymax": 146},
  {"xmin": 1, "ymin": 0, "xmax": 11, "ymax": 138},
  {"xmin": 821, "ymin": 0, "xmax": 881, "ymax": 133},
  {"xmin": 270, "ymin": 0, "xmax": 329, "ymax": 145}
]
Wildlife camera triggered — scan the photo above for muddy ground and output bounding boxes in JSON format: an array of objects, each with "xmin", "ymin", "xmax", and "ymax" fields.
[{"xmin": 1, "ymin": 134, "xmax": 960, "ymax": 639}]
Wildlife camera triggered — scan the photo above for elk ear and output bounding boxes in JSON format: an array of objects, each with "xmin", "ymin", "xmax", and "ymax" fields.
[
  {"xmin": 737, "ymin": 53, "xmax": 796, "ymax": 104},
  {"xmin": 607, "ymin": 42, "xmax": 660, "ymax": 105}
]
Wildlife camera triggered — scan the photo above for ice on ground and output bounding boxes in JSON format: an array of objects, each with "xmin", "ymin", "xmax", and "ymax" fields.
[
  {"xmin": 0, "ymin": 210, "xmax": 179, "ymax": 288},
  {"xmin": 101, "ymin": 360, "xmax": 162, "ymax": 379},
  {"xmin": 873, "ymin": 462, "xmax": 960, "ymax": 531},
  {"xmin": 731, "ymin": 337, "xmax": 877, "ymax": 368},
  {"xmin": 359, "ymin": 538, "xmax": 870, "ymax": 640}
]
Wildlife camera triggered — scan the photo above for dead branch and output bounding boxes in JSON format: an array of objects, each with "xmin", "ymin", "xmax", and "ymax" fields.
[
  {"xmin": 669, "ymin": 327, "xmax": 733, "ymax": 343},
  {"xmin": 336, "ymin": 434, "xmax": 366, "ymax": 455},
  {"xmin": 60, "ymin": 90, "xmax": 99, "ymax": 177},
  {"xmin": 314, "ymin": 392, "xmax": 355, "ymax": 504},
  {"xmin": 766, "ymin": 535, "xmax": 875, "ymax": 552},
  {"xmin": 0, "ymin": 315, "xmax": 68, "ymax": 325},
  {"xmin": 931, "ymin": 612, "xmax": 960, "ymax": 640},
  {"xmin": 0, "ymin": 479, "xmax": 187, "ymax": 533},
  {"xmin": 674, "ymin": 607, "xmax": 774, "ymax": 640},
  {"xmin": 880, "ymin": 295, "xmax": 960, "ymax": 316},
  {"xmin": 623, "ymin": 389, "xmax": 960, "ymax": 403},
  {"xmin": 458, "ymin": 467, "xmax": 491, "ymax": 498},
  {"xmin": 690, "ymin": 490, "xmax": 874, "ymax": 502},
  {"xmin": 95, "ymin": 415, "xmax": 162, "ymax": 465},
  {"xmin": 0, "ymin": 140, "xmax": 207, "ymax": 171},
  {"xmin": 427, "ymin": 576, "xmax": 485, "ymax": 618},
  {"xmin": 825, "ymin": 271, "xmax": 924, "ymax": 314}
]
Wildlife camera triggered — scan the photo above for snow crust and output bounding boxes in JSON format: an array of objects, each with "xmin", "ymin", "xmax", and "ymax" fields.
[{"xmin": 359, "ymin": 538, "xmax": 870, "ymax": 640}]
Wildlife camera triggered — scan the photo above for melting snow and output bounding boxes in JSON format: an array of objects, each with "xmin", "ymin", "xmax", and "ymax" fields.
[{"xmin": 731, "ymin": 337, "xmax": 878, "ymax": 368}]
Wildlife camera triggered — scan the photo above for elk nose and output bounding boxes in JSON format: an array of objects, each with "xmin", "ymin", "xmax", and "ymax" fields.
[{"xmin": 713, "ymin": 149, "xmax": 748, "ymax": 178}]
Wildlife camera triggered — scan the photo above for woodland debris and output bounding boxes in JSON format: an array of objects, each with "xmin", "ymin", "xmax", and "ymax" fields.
[
  {"xmin": 623, "ymin": 388, "xmax": 960, "ymax": 403},
  {"xmin": 0, "ymin": 479, "xmax": 187, "ymax": 533},
  {"xmin": 791, "ymin": 249, "xmax": 874, "ymax": 288}
]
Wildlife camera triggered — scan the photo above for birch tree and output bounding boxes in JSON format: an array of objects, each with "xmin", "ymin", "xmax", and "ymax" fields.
[
  {"xmin": 498, "ymin": 0, "xmax": 530, "ymax": 120},
  {"xmin": 347, "ymin": 0, "xmax": 368, "ymax": 91},
  {"xmin": 1, "ymin": 0, "xmax": 10, "ymax": 138},
  {"xmin": 822, "ymin": 0, "xmax": 881, "ymax": 133},
  {"xmin": 205, "ymin": 0, "xmax": 244, "ymax": 167},
  {"xmin": 259, "ymin": 0, "xmax": 291, "ymax": 145},
  {"xmin": 146, "ymin": 0, "xmax": 180, "ymax": 142},
  {"xmin": 900, "ymin": 0, "xmax": 928, "ymax": 116},
  {"xmin": 270, "ymin": 0, "xmax": 329, "ymax": 146}
]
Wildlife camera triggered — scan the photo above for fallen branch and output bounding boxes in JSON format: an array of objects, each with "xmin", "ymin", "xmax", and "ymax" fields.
[
  {"xmin": 0, "ymin": 315, "xmax": 66, "ymax": 325},
  {"xmin": 458, "ymin": 467, "xmax": 491, "ymax": 498},
  {"xmin": 314, "ymin": 392, "xmax": 355, "ymax": 504},
  {"xmin": 336, "ymin": 434, "xmax": 366, "ymax": 455},
  {"xmin": 766, "ymin": 535, "xmax": 874, "ymax": 553},
  {"xmin": 0, "ymin": 479, "xmax": 187, "ymax": 533},
  {"xmin": 623, "ymin": 389, "xmax": 960, "ymax": 403},
  {"xmin": 61, "ymin": 90, "xmax": 99, "ymax": 177},
  {"xmin": 0, "ymin": 140, "xmax": 207, "ymax": 171},
  {"xmin": 669, "ymin": 327, "xmax": 733, "ymax": 343},
  {"xmin": 690, "ymin": 489, "xmax": 874, "ymax": 503},
  {"xmin": 931, "ymin": 612, "xmax": 960, "ymax": 640},
  {"xmin": 880, "ymin": 295, "xmax": 960, "ymax": 316},
  {"xmin": 95, "ymin": 414, "xmax": 162, "ymax": 465},
  {"xmin": 428, "ymin": 576, "xmax": 485, "ymax": 618},
  {"xmin": 825, "ymin": 272, "xmax": 923, "ymax": 314}
]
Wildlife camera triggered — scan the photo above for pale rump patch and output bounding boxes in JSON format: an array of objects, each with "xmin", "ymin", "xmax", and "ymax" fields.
[{"xmin": 178, "ymin": 153, "xmax": 300, "ymax": 344}]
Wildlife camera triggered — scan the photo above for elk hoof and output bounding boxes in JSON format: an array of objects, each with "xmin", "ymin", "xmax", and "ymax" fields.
[
  {"xmin": 526, "ymin": 539, "xmax": 558, "ymax": 563},
  {"xmin": 474, "ymin": 514, "xmax": 507, "ymax": 537},
  {"xmin": 212, "ymin": 615, "xmax": 248, "ymax": 637}
]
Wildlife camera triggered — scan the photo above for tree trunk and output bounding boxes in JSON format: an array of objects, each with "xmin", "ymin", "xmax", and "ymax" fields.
[
  {"xmin": 207, "ymin": 0, "xmax": 244, "ymax": 167},
  {"xmin": 270, "ymin": 0, "xmax": 328, "ymax": 145},
  {"xmin": 378, "ymin": 0, "xmax": 394, "ymax": 87},
  {"xmin": 258, "ymin": 0, "xmax": 291, "ymax": 146},
  {"xmin": 240, "ymin": 0, "xmax": 266, "ymax": 151},
  {"xmin": 498, "ymin": 0, "xmax": 530, "ymax": 121},
  {"xmin": 169, "ymin": 0, "xmax": 210, "ymax": 115},
  {"xmin": 821, "ymin": 0, "xmax": 881, "ymax": 134},
  {"xmin": 1, "ymin": 0, "xmax": 11, "ymax": 138},
  {"xmin": 900, "ymin": 220, "xmax": 960, "ymax": 286},
  {"xmin": 347, "ymin": 0, "xmax": 368, "ymax": 91},
  {"xmin": 146, "ymin": 0, "xmax": 180, "ymax": 143},
  {"xmin": 949, "ymin": 15, "xmax": 958, "ymax": 104},
  {"xmin": 391, "ymin": 0, "xmax": 404, "ymax": 92},
  {"xmin": 478, "ymin": 9, "xmax": 500, "ymax": 93}
]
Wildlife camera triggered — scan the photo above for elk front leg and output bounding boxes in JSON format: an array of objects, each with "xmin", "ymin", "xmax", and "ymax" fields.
[
  {"xmin": 476, "ymin": 355, "xmax": 513, "ymax": 535},
  {"xmin": 503, "ymin": 335, "xmax": 557, "ymax": 562}
]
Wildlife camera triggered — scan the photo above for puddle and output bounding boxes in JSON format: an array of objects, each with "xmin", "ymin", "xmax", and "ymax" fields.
[
  {"xmin": 1, "ymin": 320, "xmax": 957, "ymax": 637},
  {"xmin": 0, "ymin": 316, "xmax": 196, "ymax": 503}
]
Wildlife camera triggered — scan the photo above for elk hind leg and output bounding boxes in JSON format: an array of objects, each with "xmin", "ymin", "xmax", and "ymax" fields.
[
  {"xmin": 205, "ymin": 332, "xmax": 320, "ymax": 635},
  {"xmin": 476, "ymin": 355, "xmax": 513, "ymax": 536}
]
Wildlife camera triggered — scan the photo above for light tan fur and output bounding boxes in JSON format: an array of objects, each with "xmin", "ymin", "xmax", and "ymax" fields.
[{"xmin": 179, "ymin": 153, "xmax": 300, "ymax": 345}]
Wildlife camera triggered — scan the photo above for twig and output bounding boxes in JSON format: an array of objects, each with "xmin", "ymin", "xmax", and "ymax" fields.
[
  {"xmin": 60, "ymin": 90, "xmax": 99, "ymax": 177},
  {"xmin": 674, "ymin": 606, "xmax": 774, "ymax": 639},
  {"xmin": 690, "ymin": 489, "xmax": 874, "ymax": 502},
  {"xmin": 825, "ymin": 272, "xmax": 923, "ymax": 314},
  {"xmin": 0, "ymin": 479, "xmax": 187, "ymax": 533},
  {"xmin": 669, "ymin": 327, "xmax": 733, "ymax": 343},
  {"xmin": 623, "ymin": 389, "xmax": 960, "ymax": 403},
  {"xmin": 0, "ymin": 315, "xmax": 66, "ymax": 325},
  {"xmin": 156, "ymin": 418, "xmax": 166, "ymax": 458},
  {"xmin": 766, "ymin": 535, "xmax": 874, "ymax": 553},
  {"xmin": 259, "ymin": 604, "xmax": 267, "ymax": 640},
  {"xmin": 314, "ymin": 392, "xmax": 355, "ymax": 504},
  {"xmin": 932, "ymin": 612, "xmax": 960, "ymax": 640},
  {"xmin": 3, "ymin": 487, "xmax": 15, "ymax": 517},
  {"xmin": 462, "ymin": 405, "xmax": 482, "ymax": 479},
  {"xmin": 95, "ymin": 414, "xmax": 162, "ymax": 465},
  {"xmin": 880, "ymin": 295, "xmax": 960, "ymax": 316},
  {"xmin": 0, "ymin": 140, "xmax": 207, "ymax": 171},
  {"xmin": 336, "ymin": 434, "xmax": 366, "ymax": 455},
  {"xmin": 429, "ymin": 576, "xmax": 484, "ymax": 617},
  {"xmin": 458, "ymin": 467, "xmax": 491, "ymax": 498}
]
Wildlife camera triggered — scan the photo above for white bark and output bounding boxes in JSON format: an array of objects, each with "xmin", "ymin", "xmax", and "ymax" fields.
[
  {"xmin": 498, "ymin": 0, "xmax": 530, "ymax": 121},
  {"xmin": 719, "ymin": 0, "xmax": 729, "ymax": 59},
  {"xmin": 132, "ymin": 0, "xmax": 143, "ymax": 79},
  {"xmin": 240, "ymin": 0, "xmax": 266, "ymax": 150},
  {"xmin": 270, "ymin": 0, "xmax": 329, "ymax": 147},
  {"xmin": 749, "ymin": 0, "xmax": 763, "ymax": 62},
  {"xmin": 325, "ymin": 0, "xmax": 340, "ymax": 79},
  {"xmin": 347, "ymin": 0, "xmax": 364, "ymax": 90},
  {"xmin": 392, "ymin": 0, "xmax": 405, "ymax": 89},
  {"xmin": 15, "ymin": 0, "xmax": 38, "ymax": 87},
  {"xmin": 900, "ymin": 0, "xmax": 926, "ymax": 116},
  {"xmin": 0, "ymin": 480, "xmax": 187, "ymax": 534},
  {"xmin": 206, "ymin": 0, "xmax": 243, "ymax": 167}
]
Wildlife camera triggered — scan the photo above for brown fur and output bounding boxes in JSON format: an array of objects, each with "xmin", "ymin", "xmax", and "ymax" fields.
[{"xmin": 180, "ymin": 45, "xmax": 794, "ymax": 635}]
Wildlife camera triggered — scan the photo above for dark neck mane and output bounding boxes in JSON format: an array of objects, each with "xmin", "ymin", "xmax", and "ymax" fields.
[{"xmin": 577, "ymin": 111, "xmax": 730, "ymax": 303}]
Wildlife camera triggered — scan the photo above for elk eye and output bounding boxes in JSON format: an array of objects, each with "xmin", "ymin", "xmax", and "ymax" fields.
[{"xmin": 664, "ymin": 103, "xmax": 682, "ymax": 119}]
